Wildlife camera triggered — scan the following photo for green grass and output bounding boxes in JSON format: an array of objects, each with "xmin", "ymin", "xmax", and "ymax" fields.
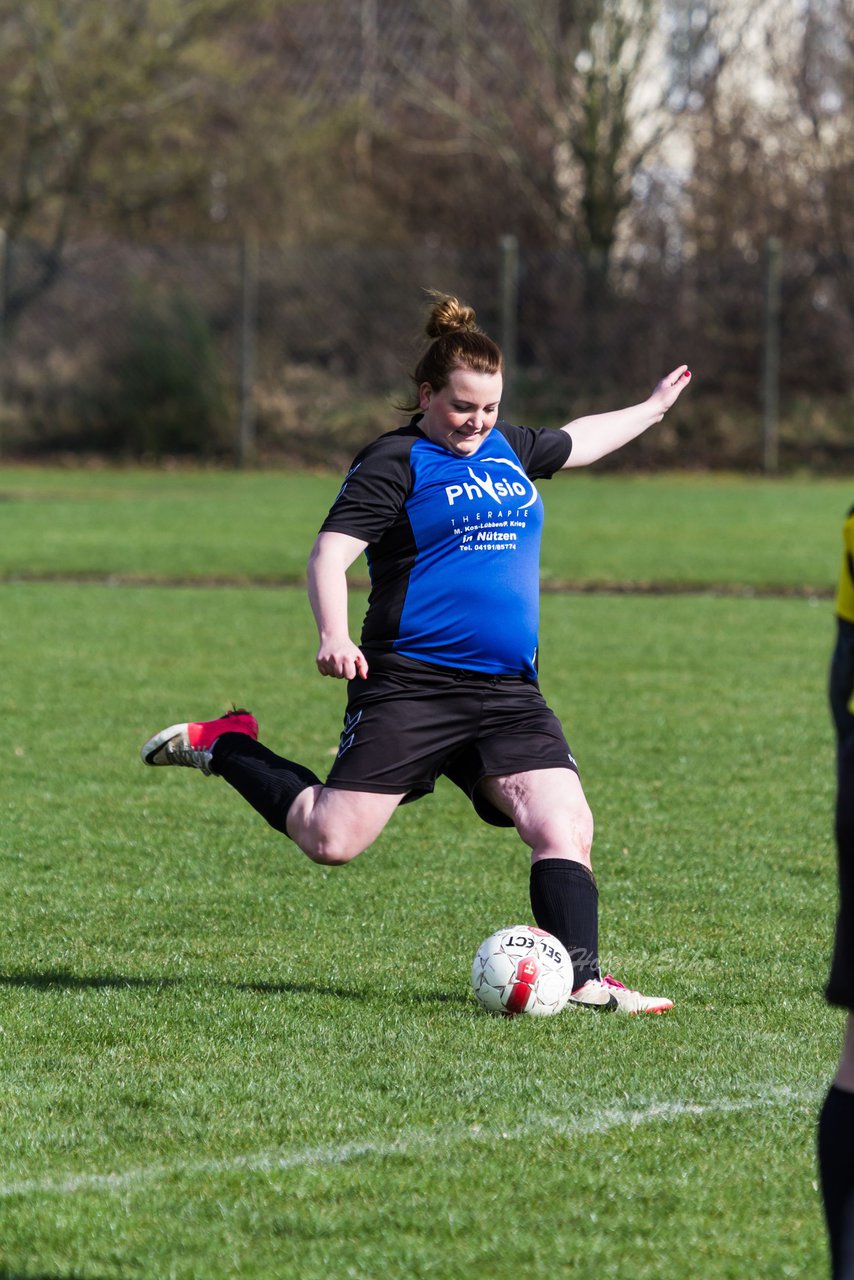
[
  {"xmin": 0, "ymin": 464, "xmax": 848, "ymax": 589},
  {"xmin": 0, "ymin": 465, "xmax": 848, "ymax": 1278}
]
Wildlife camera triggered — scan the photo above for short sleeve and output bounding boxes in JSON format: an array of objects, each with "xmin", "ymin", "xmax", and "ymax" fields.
[
  {"xmin": 319, "ymin": 428, "xmax": 416, "ymax": 543},
  {"xmin": 494, "ymin": 422, "xmax": 571, "ymax": 478}
]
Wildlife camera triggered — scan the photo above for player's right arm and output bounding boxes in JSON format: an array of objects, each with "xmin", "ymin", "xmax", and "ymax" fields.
[{"xmin": 307, "ymin": 530, "xmax": 370, "ymax": 680}]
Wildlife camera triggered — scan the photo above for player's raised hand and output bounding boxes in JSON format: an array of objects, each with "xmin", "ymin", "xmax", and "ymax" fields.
[{"xmin": 648, "ymin": 366, "xmax": 692, "ymax": 420}]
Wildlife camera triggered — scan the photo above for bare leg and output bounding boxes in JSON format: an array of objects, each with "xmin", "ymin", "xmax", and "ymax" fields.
[
  {"xmin": 212, "ymin": 733, "xmax": 404, "ymax": 865},
  {"xmin": 478, "ymin": 768, "xmax": 599, "ymax": 989},
  {"xmin": 835, "ymin": 1013, "xmax": 854, "ymax": 1091},
  {"xmin": 286, "ymin": 786, "xmax": 405, "ymax": 865},
  {"xmin": 477, "ymin": 768, "xmax": 594, "ymax": 868}
]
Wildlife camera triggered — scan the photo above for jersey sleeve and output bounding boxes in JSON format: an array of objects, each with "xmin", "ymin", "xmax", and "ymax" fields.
[
  {"xmin": 837, "ymin": 506, "xmax": 854, "ymax": 622},
  {"xmin": 495, "ymin": 421, "xmax": 572, "ymax": 478},
  {"xmin": 319, "ymin": 430, "xmax": 415, "ymax": 543}
]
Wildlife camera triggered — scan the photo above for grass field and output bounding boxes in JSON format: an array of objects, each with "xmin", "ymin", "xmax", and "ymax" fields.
[
  {"xmin": 0, "ymin": 466, "xmax": 848, "ymax": 1278},
  {"xmin": 0, "ymin": 465, "xmax": 846, "ymax": 589}
]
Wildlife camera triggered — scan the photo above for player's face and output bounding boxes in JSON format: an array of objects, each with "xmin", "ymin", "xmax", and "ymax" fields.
[{"xmin": 418, "ymin": 367, "xmax": 503, "ymax": 457}]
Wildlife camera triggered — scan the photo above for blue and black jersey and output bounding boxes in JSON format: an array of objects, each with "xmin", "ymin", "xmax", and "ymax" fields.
[{"xmin": 320, "ymin": 417, "xmax": 572, "ymax": 681}]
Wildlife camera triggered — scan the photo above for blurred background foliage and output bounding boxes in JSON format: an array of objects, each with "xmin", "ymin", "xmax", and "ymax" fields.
[{"xmin": 0, "ymin": 0, "xmax": 850, "ymax": 468}]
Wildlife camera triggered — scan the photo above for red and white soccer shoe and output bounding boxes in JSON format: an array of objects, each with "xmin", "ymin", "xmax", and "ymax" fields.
[
  {"xmin": 569, "ymin": 973, "xmax": 674, "ymax": 1015},
  {"xmin": 141, "ymin": 709, "xmax": 258, "ymax": 776}
]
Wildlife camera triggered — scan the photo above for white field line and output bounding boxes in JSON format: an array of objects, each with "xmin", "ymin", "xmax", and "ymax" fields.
[{"xmin": 0, "ymin": 1085, "xmax": 817, "ymax": 1201}]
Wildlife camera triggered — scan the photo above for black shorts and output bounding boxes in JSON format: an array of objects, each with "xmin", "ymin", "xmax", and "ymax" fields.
[
  {"xmin": 829, "ymin": 619, "xmax": 854, "ymax": 747},
  {"xmin": 828, "ymin": 735, "xmax": 854, "ymax": 1009},
  {"xmin": 325, "ymin": 652, "xmax": 578, "ymax": 828}
]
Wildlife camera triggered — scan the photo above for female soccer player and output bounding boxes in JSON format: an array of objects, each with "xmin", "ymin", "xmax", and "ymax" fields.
[{"xmin": 141, "ymin": 293, "xmax": 691, "ymax": 1014}]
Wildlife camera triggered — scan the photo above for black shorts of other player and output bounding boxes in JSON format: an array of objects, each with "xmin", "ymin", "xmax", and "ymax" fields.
[
  {"xmin": 326, "ymin": 652, "xmax": 577, "ymax": 827},
  {"xmin": 827, "ymin": 734, "xmax": 854, "ymax": 1010},
  {"xmin": 830, "ymin": 619, "xmax": 854, "ymax": 755}
]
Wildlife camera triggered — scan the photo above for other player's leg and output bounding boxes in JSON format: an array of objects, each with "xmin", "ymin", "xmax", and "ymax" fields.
[
  {"xmin": 819, "ymin": 1014, "xmax": 854, "ymax": 1280},
  {"xmin": 820, "ymin": 732, "xmax": 854, "ymax": 1278}
]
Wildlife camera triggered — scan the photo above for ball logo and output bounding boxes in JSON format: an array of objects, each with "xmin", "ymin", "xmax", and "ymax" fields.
[{"xmin": 517, "ymin": 957, "xmax": 539, "ymax": 983}]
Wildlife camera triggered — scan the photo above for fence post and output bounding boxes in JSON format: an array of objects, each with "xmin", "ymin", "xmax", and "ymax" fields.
[
  {"xmin": 499, "ymin": 234, "xmax": 519, "ymax": 417},
  {"xmin": 0, "ymin": 229, "xmax": 7, "ymax": 457},
  {"xmin": 356, "ymin": 0, "xmax": 378, "ymax": 178},
  {"xmin": 237, "ymin": 232, "xmax": 258, "ymax": 468},
  {"xmin": 761, "ymin": 236, "xmax": 782, "ymax": 475}
]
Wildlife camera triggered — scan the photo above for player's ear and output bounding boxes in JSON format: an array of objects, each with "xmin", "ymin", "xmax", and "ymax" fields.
[{"xmin": 418, "ymin": 382, "xmax": 432, "ymax": 411}]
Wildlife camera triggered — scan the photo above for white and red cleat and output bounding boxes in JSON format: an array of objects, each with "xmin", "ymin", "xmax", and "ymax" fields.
[
  {"xmin": 141, "ymin": 709, "xmax": 258, "ymax": 775},
  {"xmin": 569, "ymin": 973, "xmax": 673, "ymax": 1015}
]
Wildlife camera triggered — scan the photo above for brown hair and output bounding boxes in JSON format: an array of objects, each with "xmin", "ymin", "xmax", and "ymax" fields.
[{"xmin": 399, "ymin": 292, "xmax": 504, "ymax": 413}]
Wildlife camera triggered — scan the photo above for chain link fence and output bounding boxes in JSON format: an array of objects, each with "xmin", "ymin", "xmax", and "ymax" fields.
[{"xmin": 1, "ymin": 233, "xmax": 851, "ymax": 470}]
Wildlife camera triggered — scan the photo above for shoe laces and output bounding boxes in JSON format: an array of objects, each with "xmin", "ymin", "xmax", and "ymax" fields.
[
  {"xmin": 166, "ymin": 741, "xmax": 213, "ymax": 774},
  {"xmin": 602, "ymin": 974, "xmax": 628, "ymax": 991}
]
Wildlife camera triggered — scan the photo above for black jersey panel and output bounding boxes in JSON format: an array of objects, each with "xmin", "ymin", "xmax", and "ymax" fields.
[
  {"xmin": 319, "ymin": 423, "xmax": 419, "ymax": 543},
  {"xmin": 318, "ymin": 423, "xmax": 420, "ymax": 655},
  {"xmin": 360, "ymin": 509, "xmax": 419, "ymax": 652},
  {"xmin": 495, "ymin": 421, "xmax": 572, "ymax": 476}
]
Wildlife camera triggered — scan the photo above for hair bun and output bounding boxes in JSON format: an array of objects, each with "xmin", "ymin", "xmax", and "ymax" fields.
[{"xmin": 424, "ymin": 292, "xmax": 479, "ymax": 340}]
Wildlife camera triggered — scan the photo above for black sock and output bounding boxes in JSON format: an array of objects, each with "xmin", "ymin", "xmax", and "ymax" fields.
[
  {"xmin": 211, "ymin": 733, "xmax": 321, "ymax": 837},
  {"xmin": 819, "ymin": 1083, "xmax": 854, "ymax": 1279},
  {"xmin": 530, "ymin": 857, "xmax": 600, "ymax": 990}
]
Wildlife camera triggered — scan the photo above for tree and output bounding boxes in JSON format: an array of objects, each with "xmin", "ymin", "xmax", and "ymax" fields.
[
  {"xmin": 383, "ymin": 3, "xmax": 674, "ymax": 267},
  {"xmin": 682, "ymin": 0, "xmax": 854, "ymax": 394},
  {"xmin": 0, "ymin": 0, "xmax": 270, "ymax": 331},
  {"xmin": 360, "ymin": 0, "xmax": 693, "ymax": 380}
]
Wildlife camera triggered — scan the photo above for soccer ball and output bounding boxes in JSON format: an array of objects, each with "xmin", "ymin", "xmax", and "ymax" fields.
[{"xmin": 471, "ymin": 925, "xmax": 574, "ymax": 1016}]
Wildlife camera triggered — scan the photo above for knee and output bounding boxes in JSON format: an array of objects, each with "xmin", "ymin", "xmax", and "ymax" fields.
[
  {"xmin": 539, "ymin": 800, "xmax": 594, "ymax": 862},
  {"xmin": 307, "ymin": 848, "xmax": 360, "ymax": 867},
  {"xmin": 286, "ymin": 806, "xmax": 367, "ymax": 865},
  {"xmin": 286, "ymin": 787, "xmax": 394, "ymax": 865},
  {"xmin": 578, "ymin": 805, "xmax": 594, "ymax": 857},
  {"xmin": 299, "ymin": 834, "xmax": 364, "ymax": 866},
  {"xmin": 566, "ymin": 809, "xmax": 594, "ymax": 864}
]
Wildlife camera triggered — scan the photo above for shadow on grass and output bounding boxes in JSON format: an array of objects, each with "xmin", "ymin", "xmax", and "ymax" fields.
[
  {"xmin": 0, "ymin": 970, "xmax": 470, "ymax": 1009},
  {"xmin": 0, "ymin": 1272, "xmax": 113, "ymax": 1280},
  {"xmin": 0, "ymin": 971, "xmax": 180, "ymax": 992},
  {"xmin": 0, "ymin": 971, "xmax": 371, "ymax": 1001}
]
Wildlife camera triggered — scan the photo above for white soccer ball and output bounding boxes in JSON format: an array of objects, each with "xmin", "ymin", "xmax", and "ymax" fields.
[{"xmin": 471, "ymin": 925, "xmax": 574, "ymax": 1017}]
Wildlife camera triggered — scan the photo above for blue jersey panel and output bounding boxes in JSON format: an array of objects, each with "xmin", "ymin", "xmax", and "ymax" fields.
[{"xmin": 395, "ymin": 434, "xmax": 545, "ymax": 678}]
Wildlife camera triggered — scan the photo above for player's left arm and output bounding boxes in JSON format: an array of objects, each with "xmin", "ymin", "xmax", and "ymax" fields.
[{"xmin": 559, "ymin": 366, "xmax": 691, "ymax": 469}]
